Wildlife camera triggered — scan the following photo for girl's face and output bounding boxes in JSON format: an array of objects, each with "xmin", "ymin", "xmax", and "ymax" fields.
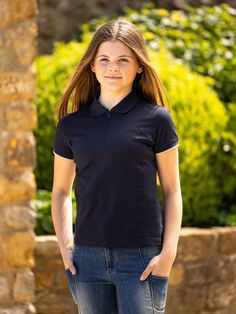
[{"xmin": 91, "ymin": 40, "xmax": 142, "ymax": 95}]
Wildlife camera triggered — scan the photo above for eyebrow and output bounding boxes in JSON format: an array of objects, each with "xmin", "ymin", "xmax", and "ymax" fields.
[{"xmin": 96, "ymin": 54, "xmax": 134, "ymax": 58}]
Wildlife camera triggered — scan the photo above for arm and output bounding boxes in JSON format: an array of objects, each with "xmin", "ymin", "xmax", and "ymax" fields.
[
  {"xmin": 51, "ymin": 153, "xmax": 76, "ymax": 273},
  {"xmin": 156, "ymin": 145, "xmax": 183, "ymax": 258},
  {"xmin": 140, "ymin": 146, "xmax": 182, "ymax": 280}
]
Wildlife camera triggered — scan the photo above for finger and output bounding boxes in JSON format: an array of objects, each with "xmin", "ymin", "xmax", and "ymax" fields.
[
  {"xmin": 65, "ymin": 264, "xmax": 77, "ymax": 275},
  {"xmin": 70, "ymin": 264, "xmax": 77, "ymax": 275},
  {"xmin": 140, "ymin": 264, "xmax": 153, "ymax": 281}
]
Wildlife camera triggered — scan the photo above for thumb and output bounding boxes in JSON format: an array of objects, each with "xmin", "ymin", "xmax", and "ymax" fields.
[{"xmin": 69, "ymin": 264, "xmax": 77, "ymax": 276}]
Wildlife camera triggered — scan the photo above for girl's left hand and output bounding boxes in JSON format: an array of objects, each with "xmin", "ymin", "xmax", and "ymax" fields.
[{"xmin": 140, "ymin": 250, "xmax": 176, "ymax": 281}]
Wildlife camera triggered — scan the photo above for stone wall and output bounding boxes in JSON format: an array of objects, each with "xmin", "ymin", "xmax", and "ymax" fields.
[
  {"xmin": 33, "ymin": 237, "xmax": 77, "ymax": 314},
  {"xmin": 33, "ymin": 227, "xmax": 236, "ymax": 314},
  {"xmin": 37, "ymin": 0, "xmax": 236, "ymax": 54},
  {"xmin": 0, "ymin": 0, "xmax": 38, "ymax": 313},
  {"xmin": 168, "ymin": 227, "xmax": 236, "ymax": 314}
]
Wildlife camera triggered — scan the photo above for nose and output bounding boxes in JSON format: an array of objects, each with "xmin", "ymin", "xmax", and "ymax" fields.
[{"xmin": 108, "ymin": 61, "xmax": 118, "ymax": 71}]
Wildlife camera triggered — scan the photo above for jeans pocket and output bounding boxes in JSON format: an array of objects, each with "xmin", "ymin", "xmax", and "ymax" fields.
[
  {"xmin": 149, "ymin": 275, "xmax": 169, "ymax": 312},
  {"xmin": 138, "ymin": 246, "xmax": 169, "ymax": 312},
  {"xmin": 65, "ymin": 269, "xmax": 78, "ymax": 304}
]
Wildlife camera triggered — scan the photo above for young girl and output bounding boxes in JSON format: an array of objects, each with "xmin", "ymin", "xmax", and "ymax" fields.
[{"xmin": 52, "ymin": 18, "xmax": 182, "ymax": 314}]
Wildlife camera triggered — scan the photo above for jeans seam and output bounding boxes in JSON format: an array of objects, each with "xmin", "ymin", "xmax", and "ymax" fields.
[
  {"xmin": 104, "ymin": 247, "xmax": 111, "ymax": 278},
  {"xmin": 65, "ymin": 270, "xmax": 79, "ymax": 305},
  {"xmin": 150, "ymin": 279, "xmax": 156, "ymax": 314},
  {"xmin": 71, "ymin": 274, "xmax": 78, "ymax": 303},
  {"xmin": 138, "ymin": 247, "xmax": 145, "ymax": 269},
  {"xmin": 138, "ymin": 247, "xmax": 156, "ymax": 314},
  {"xmin": 72, "ymin": 251, "xmax": 79, "ymax": 304},
  {"xmin": 77, "ymin": 303, "xmax": 81, "ymax": 314}
]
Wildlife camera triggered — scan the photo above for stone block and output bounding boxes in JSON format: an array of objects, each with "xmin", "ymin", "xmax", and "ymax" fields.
[
  {"xmin": 213, "ymin": 226, "xmax": 236, "ymax": 255},
  {"xmin": 34, "ymin": 271, "xmax": 54, "ymax": 292},
  {"xmin": 166, "ymin": 286, "xmax": 208, "ymax": 314},
  {"xmin": 184, "ymin": 262, "xmax": 217, "ymax": 286},
  {"xmin": 54, "ymin": 270, "xmax": 69, "ymax": 291},
  {"xmin": 178, "ymin": 228, "xmax": 218, "ymax": 262},
  {"xmin": 35, "ymin": 291, "xmax": 77, "ymax": 314},
  {"xmin": 0, "ymin": 172, "xmax": 36, "ymax": 205},
  {"xmin": 10, "ymin": 0, "xmax": 38, "ymax": 22},
  {"xmin": 45, "ymin": 257, "xmax": 64, "ymax": 270},
  {"xmin": 6, "ymin": 20, "xmax": 38, "ymax": 65},
  {"xmin": 35, "ymin": 236, "xmax": 61, "ymax": 257},
  {"xmin": 213, "ymin": 254, "xmax": 236, "ymax": 282},
  {"xmin": 13, "ymin": 269, "xmax": 35, "ymax": 303},
  {"xmin": 0, "ymin": 0, "xmax": 37, "ymax": 29},
  {"xmin": 0, "ymin": 70, "xmax": 36, "ymax": 104},
  {"xmin": 0, "ymin": 305, "xmax": 36, "ymax": 314},
  {"xmin": 227, "ymin": 297, "xmax": 236, "ymax": 314},
  {"xmin": 0, "ymin": 1, "xmax": 11, "ymax": 29},
  {"xmin": 207, "ymin": 281, "xmax": 236, "ymax": 309},
  {"xmin": 201, "ymin": 311, "xmax": 230, "ymax": 314},
  {"xmin": 230, "ymin": 253, "xmax": 236, "ymax": 278},
  {"xmin": 3, "ymin": 203, "xmax": 36, "ymax": 230},
  {"xmin": 3, "ymin": 231, "xmax": 35, "ymax": 268},
  {"xmin": 1, "ymin": 131, "xmax": 36, "ymax": 170},
  {"xmin": 168, "ymin": 263, "xmax": 184, "ymax": 286},
  {"xmin": 4, "ymin": 102, "xmax": 37, "ymax": 130},
  {"xmin": 0, "ymin": 276, "xmax": 10, "ymax": 304}
]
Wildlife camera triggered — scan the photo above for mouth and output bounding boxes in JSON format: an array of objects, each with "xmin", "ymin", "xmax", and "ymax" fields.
[{"xmin": 105, "ymin": 76, "xmax": 122, "ymax": 79}]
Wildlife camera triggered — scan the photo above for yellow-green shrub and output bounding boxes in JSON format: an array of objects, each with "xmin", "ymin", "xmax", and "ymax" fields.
[
  {"xmin": 34, "ymin": 40, "xmax": 230, "ymax": 233},
  {"xmin": 150, "ymin": 45, "xmax": 229, "ymax": 226}
]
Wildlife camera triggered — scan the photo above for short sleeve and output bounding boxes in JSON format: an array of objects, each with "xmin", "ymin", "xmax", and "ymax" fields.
[
  {"xmin": 53, "ymin": 117, "xmax": 74, "ymax": 159},
  {"xmin": 154, "ymin": 107, "xmax": 179, "ymax": 154}
]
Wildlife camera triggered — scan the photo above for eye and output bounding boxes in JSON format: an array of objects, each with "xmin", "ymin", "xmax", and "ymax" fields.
[
  {"xmin": 100, "ymin": 58, "xmax": 109, "ymax": 62},
  {"xmin": 119, "ymin": 58, "xmax": 129, "ymax": 62}
]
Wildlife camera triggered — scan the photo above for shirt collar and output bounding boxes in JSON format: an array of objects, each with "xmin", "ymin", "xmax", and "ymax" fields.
[{"xmin": 90, "ymin": 90, "xmax": 140, "ymax": 117}]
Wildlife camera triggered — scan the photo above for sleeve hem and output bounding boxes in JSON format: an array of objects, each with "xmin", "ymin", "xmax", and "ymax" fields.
[
  {"xmin": 53, "ymin": 150, "xmax": 74, "ymax": 160},
  {"xmin": 155, "ymin": 143, "xmax": 179, "ymax": 155}
]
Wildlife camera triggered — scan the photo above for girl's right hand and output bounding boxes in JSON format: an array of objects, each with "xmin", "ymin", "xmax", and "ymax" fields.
[{"xmin": 62, "ymin": 247, "xmax": 77, "ymax": 275}]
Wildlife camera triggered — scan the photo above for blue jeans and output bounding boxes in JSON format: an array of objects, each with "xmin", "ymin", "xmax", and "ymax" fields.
[{"xmin": 65, "ymin": 243, "xmax": 169, "ymax": 313}]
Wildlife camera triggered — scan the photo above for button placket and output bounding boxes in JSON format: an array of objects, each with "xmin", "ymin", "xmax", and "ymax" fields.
[{"xmin": 102, "ymin": 110, "xmax": 112, "ymax": 145}]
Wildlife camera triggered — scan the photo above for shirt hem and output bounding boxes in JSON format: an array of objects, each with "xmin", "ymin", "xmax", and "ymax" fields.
[{"xmin": 74, "ymin": 238, "xmax": 163, "ymax": 248}]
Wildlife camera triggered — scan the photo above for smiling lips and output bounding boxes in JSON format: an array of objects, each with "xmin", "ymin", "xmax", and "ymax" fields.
[{"xmin": 105, "ymin": 76, "xmax": 122, "ymax": 79}]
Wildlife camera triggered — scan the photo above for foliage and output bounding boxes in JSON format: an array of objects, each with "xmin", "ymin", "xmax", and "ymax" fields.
[
  {"xmin": 149, "ymin": 46, "xmax": 231, "ymax": 226},
  {"xmin": 34, "ymin": 41, "xmax": 89, "ymax": 190},
  {"xmin": 84, "ymin": 3, "xmax": 236, "ymax": 105},
  {"xmin": 33, "ymin": 189, "xmax": 76, "ymax": 235},
  {"xmin": 34, "ymin": 36, "xmax": 235, "ymax": 233},
  {"xmin": 77, "ymin": 3, "xmax": 236, "ymax": 226}
]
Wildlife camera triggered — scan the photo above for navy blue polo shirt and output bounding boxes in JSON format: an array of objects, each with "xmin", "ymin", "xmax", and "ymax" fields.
[{"xmin": 53, "ymin": 90, "xmax": 179, "ymax": 248}]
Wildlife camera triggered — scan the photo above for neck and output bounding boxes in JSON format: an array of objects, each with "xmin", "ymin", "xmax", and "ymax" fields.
[{"xmin": 98, "ymin": 88, "xmax": 133, "ymax": 110}]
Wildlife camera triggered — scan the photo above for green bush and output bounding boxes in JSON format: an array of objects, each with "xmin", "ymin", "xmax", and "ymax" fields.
[
  {"xmin": 34, "ymin": 36, "xmax": 234, "ymax": 233},
  {"xmin": 85, "ymin": 3, "xmax": 236, "ymax": 105},
  {"xmin": 34, "ymin": 41, "xmax": 89, "ymax": 190},
  {"xmin": 33, "ymin": 189, "xmax": 54, "ymax": 235},
  {"xmin": 33, "ymin": 189, "xmax": 76, "ymax": 235},
  {"xmin": 77, "ymin": 3, "xmax": 236, "ymax": 226},
  {"xmin": 209, "ymin": 102, "xmax": 236, "ymax": 226},
  {"xmin": 134, "ymin": 3, "xmax": 236, "ymax": 104},
  {"xmin": 149, "ymin": 46, "xmax": 231, "ymax": 226}
]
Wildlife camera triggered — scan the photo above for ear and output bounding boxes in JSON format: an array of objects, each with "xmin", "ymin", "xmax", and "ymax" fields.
[
  {"xmin": 91, "ymin": 63, "xmax": 95, "ymax": 72},
  {"xmin": 137, "ymin": 67, "xmax": 143, "ymax": 73}
]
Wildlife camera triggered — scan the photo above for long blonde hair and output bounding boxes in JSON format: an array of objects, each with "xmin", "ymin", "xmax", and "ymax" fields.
[{"xmin": 57, "ymin": 18, "xmax": 169, "ymax": 120}]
